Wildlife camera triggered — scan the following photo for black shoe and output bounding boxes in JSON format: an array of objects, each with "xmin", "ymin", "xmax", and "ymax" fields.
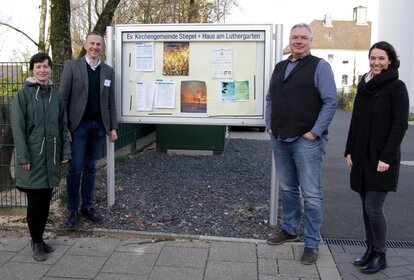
[
  {"xmin": 80, "ymin": 208, "xmax": 103, "ymax": 223},
  {"xmin": 66, "ymin": 211, "xmax": 79, "ymax": 230},
  {"xmin": 361, "ymin": 251, "xmax": 387, "ymax": 274},
  {"xmin": 42, "ymin": 240, "xmax": 55, "ymax": 253},
  {"xmin": 32, "ymin": 242, "xmax": 47, "ymax": 262},
  {"xmin": 301, "ymin": 247, "xmax": 319, "ymax": 265},
  {"xmin": 267, "ymin": 229, "xmax": 297, "ymax": 245},
  {"xmin": 354, "ymin": 245, "xmax": 373, "ymax": 266}
]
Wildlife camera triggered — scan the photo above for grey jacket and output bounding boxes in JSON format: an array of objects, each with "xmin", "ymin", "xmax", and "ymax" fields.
[{"xmin": 60, "ymin": 56, "xmax": 118, "ymax": 134}]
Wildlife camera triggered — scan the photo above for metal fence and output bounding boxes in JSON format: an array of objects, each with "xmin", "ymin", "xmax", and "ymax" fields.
[{"xmin": 0, "ymin": 62, "xmax": 154, "ymax": 208}]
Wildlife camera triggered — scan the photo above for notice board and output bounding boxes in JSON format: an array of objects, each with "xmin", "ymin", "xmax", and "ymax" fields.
[{"xmin": 114, "ymin": 23, "xmax": 273, "ymax": 126}]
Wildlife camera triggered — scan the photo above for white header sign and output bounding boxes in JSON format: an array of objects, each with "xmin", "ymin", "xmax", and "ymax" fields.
[{"xmin": 123, "ymin": 31, "xmax": 265, "ymax": 42}]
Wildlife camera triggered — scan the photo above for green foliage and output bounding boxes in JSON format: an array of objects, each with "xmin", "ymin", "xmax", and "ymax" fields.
[
  {"xmin": 115, "ymin": 155, "xmax": 131, "ymax": 167},
  {"xmin": 0, "ymin": 77, "xmax": 20, "ymax": 97},
  {"xmin": 338, "ymin": 85, "xmax": 357, "ymax": 112}
]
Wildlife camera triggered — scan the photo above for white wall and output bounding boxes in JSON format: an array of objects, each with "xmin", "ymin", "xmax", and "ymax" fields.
[
  {"xmin": 312, "ymin": 49, "xmax": 368, "ymax": 90},
  {"xmin": 378, "ymin": 0, "xmax": 414, "ymax": 112}
]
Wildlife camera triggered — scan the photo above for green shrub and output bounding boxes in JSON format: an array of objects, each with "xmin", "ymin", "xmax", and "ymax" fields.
[
  {"xmin": 338, "ymin": 85, "xmax": 357, "ymax": 112},
  {"xmin": 115, "ymin": 155, "xmax": 130, "ymax": 167}
]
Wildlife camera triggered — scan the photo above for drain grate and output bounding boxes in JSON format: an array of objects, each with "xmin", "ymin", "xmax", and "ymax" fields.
[{"xmin": 323, "ymin": 238, "xmax": 414, "ymax": 249}]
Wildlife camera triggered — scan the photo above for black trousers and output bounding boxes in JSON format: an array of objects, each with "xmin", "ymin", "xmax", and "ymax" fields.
[
  {"xmin": 359, "ymin": 191, "xmax": 388, "ymax": 253},
  {"xmin": 18, "ymin": 188, "xmax": 53, "ymax": 243}
]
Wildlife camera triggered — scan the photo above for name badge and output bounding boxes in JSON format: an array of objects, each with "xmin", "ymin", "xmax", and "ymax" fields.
[{"xmin": 104, "ymin": 79, "xmax": 111, "ymax": 87}]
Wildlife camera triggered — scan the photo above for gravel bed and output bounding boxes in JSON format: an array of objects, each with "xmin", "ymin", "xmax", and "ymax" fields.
[{"xmin": 60, "ymin": 138, "xmax": 284, "ymax": 240}]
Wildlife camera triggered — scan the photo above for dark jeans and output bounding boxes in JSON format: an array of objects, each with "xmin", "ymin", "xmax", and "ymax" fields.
[
  {"xmin": 66, "ymin": 120, "xmax": 106, "ymax": 212},
  {"xmin": 359, "ymin": 191, "xmax": 388, "ymax": 253},
  {"xmin": 18, "ymin": 187, "xmax": 53, "ymax": 243}
]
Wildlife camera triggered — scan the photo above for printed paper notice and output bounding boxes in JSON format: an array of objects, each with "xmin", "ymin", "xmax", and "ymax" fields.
[
  {"xmin": 155, "ymin": 80, "xmax": 176, "ymax": 108},
  {"xmin": 136, "ymin": 82, "xmax": 155, "ymax": 111},
  {"xmin": 135, "ymin": 42, "xmax": 154, "ymax": 72},
  {"xmin": 220, "ymin": 80, "xmax": 250, "ymax": 102},
  {"xmin": 235, "ymin": 80, "xmax": 250, "ymax": 101},
  {"xmin": 212, "ymin": 48, "xmax": 232, "ymax": 79}
]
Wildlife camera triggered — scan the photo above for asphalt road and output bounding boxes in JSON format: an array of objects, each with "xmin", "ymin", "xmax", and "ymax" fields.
[{"xmin": 321, "ymin": 110, "xmax": 414, "ymax": 241}]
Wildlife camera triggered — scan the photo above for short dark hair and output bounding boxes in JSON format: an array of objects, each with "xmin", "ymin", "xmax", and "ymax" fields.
[
  {"xmin": 29, "ymin": 53, "xmax": 52, "ymax": 71},
  {"xmin": 85, "ymin": 31, "xmax": 104, "ymax": 42},
  {"xmin": 369, "ymin": 41, "xmax": 400, "ymax": 69}
]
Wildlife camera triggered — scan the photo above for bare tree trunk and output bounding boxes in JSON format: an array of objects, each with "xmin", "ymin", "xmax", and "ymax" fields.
[
  {"xmin": 91, "ymin": 0, "xmax": 121, "ymax": 33},
  {"xmin": 50, "ymin": 0, "xmax": 72, "ymax": 63},
  {"xmin": 188, "ymin": 0, "xmax": 198, "ymax": 23},
  {"xmin": 88, "ymin": 0, "xmax": 92, "ymax": 33},
  {"xmin": 79, "ymin": 0, "xmax": 121, "ymax": 57},
  {"xmin": 45, "ymin": 14, "xmax": 51, "ymax": 54},
  {"xmin": 38, "ymin": 0, "xmax": 47, "ymax": 52}
]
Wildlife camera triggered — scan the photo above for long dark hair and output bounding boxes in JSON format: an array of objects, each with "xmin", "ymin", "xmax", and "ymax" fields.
[{"xmin": 369, "ymin": 41, "xmax": 400, "ymax": 69}]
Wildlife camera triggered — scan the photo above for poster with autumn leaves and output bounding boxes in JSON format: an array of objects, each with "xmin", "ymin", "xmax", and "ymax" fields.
[{"xmin": 162, "ymin": 42, "xmax": 190, "ymax": 76}]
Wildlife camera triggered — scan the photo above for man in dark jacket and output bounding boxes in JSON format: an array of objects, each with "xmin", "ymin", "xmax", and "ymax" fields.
[
  {"xmin": 265, "ymin": 23, "xmax": 337, "ymax": 265},
  {"xmin": 60, "ymin": 31, "xmax": 118, "ymax": 230}
]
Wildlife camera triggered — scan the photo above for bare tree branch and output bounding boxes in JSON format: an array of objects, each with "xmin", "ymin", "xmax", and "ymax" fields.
[{"xmin": 0, "ymin": 21, "xmax": 39, "ymax": 47}]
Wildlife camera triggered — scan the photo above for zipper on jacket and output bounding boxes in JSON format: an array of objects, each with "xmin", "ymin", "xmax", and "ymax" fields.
[
  {"xmin": 39, "ymin": 137, "xmax": 45, "ymax": 155},
  {"xmin": 53, "ymin": 137, "xmax": 56, "ymax": 165}
]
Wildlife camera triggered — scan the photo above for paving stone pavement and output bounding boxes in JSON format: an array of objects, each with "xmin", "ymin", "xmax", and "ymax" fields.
[
  {"xmin": 0, "ymin": 231, "xmax": 342, "ymax": 280},
  {"xmin": 2, "ymin": 230, "xmax": 414, "ymax": 280},
  {"xmin": 329, "ymin": 243, "xmax": 414, "ymax": 280}
]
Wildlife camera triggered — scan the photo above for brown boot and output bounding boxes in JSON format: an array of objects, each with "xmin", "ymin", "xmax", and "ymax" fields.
[
  {"xmin": 267, "ymin": 229, "xmax": 297, "ymax": 245},
  {"xmin": 301, "ymin": 247, "xmax": 319, "ymax": 265}
]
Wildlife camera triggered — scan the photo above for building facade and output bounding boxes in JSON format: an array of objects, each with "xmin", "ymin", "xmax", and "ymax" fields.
[
  {"xmin": 284, "ymin": 6, "xmax": 371, "ymax": 93},
  {"xmin": 377, "ymin": 0, "xmax": 413, "ymax": 112}
]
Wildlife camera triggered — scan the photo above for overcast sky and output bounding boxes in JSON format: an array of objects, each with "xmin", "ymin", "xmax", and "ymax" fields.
[
  {"xmin": 0, "ymin": 0, "xmax": 378, "ymax": 61},
  {"xmin": 0, "ymin": 0, "xmax": 40, "ymax": 61},
  {"xmin": 226, "ymin": 0, "xmax": 378, "ymax": 44}
]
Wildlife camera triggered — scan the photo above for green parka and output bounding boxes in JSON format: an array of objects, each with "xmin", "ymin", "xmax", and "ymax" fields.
[{"xmin": 11, "ymin": 78, "xmax": 71, "ymax": 189}]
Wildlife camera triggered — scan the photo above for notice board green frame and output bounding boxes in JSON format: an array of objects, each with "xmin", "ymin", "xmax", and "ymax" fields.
[{"xmin": 115, "ymin": 23, "xmax": 273, "ymax": 126}]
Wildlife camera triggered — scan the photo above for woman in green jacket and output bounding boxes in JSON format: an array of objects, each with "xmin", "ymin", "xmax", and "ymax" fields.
[{"xmin": 11, "ymin": 53, "xmax": 71, "ymax": 262}]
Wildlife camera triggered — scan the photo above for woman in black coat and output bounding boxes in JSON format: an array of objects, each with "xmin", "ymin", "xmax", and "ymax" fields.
[{"xmin": 345, "ymin": 41, "xmax": 409, "ymax": 274}]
